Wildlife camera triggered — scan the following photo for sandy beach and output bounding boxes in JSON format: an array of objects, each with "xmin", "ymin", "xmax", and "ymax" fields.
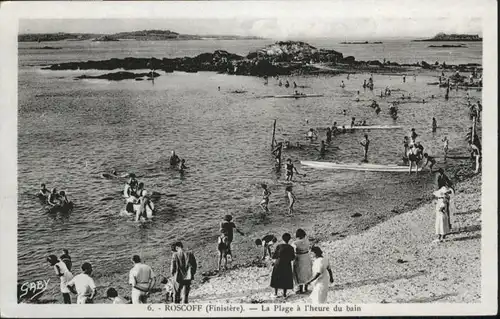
[{"xmin": 187, "ymin": 169, "xmax": 481, "ymax": 304}]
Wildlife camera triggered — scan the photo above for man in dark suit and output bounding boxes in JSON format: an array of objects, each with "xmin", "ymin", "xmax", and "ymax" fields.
[{"xmin": 170, "ymin": 242, "xmax": 197, "ymax": 304}]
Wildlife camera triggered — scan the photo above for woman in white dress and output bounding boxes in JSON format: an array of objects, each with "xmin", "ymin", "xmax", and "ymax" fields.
[
  {"xmin": 292, "ymin": 229, "xmax": 312, "ymax": 294},
  {"xmin": 433, "ymin": 187, "xmax": 452, "ymax": 242},
  {"xmin": 305, "ymin": 246, "xmax": 333, "ymax": 304}
]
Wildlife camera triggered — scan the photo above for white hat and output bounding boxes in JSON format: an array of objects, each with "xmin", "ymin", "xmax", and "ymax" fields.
[{"xmin": 433, "ymin": 186, "xmax": 452, "ymax": 198}]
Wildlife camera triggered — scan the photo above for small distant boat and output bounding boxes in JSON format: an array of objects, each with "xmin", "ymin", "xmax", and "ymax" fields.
[
  {"xmin": 301, "ymin": 161, "xmax": 409, "ymax": 172},
  {"xmin": 336, "ymin": 125, "xmax": 402, "ymax": 130},
  {"xmin": 269, "ymin": 94, "xmax": 324, "ymax": 99}
]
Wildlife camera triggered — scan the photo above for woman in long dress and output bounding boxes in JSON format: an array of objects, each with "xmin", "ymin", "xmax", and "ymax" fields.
[
  {"xmin": 292, "ymin": 229, "xmax": 312, "ymax": 294},
  {"xmin": 433, "ymin": 187, "xmax": 452, "ymax": 242},
  {"xmin": 305, "ymin": 246, "xmax": 333, "ymax": 304},
  {"xmin": 270, "ymin": 233, "xmax": 295, "ymax": 298}
]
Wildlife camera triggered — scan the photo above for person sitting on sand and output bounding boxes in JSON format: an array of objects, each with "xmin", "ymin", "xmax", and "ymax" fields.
[
  {"xmin": 340, "ymin": 81, "xmax": 345, "ymax": 88},
  {"xmin": 285, "ymin": 80, "xmax": 290, "ymax": 88},
  {"xmin": 255, "ymin": 235, "xmax": 278, "ymax": 260},
  {"xmin": 38, "ymin": 183, "xmax": 51, "ymax": 199},
  {"xmin": 220, "ymin": 215, "xmax": 245, "ymax": 262},
  {"xmin": 285, "ymin": 158, "xmax": 300, "ymax": 182},
  {"xmin": 293, "ymin": 81, "xmax": 297, "ymax": 88},
  {"xmin": 259, "ymin": 184, "xmax": 272, "ymax": 213},
  {"xmin": 360, "ymin": 134, "xmax": 370, "ymax": 162},
  {"xmin": 285, "ymin": 186, "xmax": 296, "ymax": 216},
  {"xmin": 106, "ymin": 288, "xmax": 128, "ymax": 304},
  {"xmin": 422, "ymin": 153, "xmax": 437, "ymax": 172}
]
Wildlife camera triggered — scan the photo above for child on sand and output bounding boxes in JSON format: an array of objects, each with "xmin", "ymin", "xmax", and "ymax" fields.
[
  {"xmin": 220, "ymin": 215, "xmax": 245, "ymax": 261},
  {"xmin": 255, "ymin": 235, "xmax": 278, "ymax": 260},
  {"xmin": 422, "ymin": 153, "xmax": 437, "ymax": 172},
  {"xmin": 217, "ymin": 229, "xmax": 230, "ymax": 271},
  {"xmin": 259, "ymin": 184, "xmax": 272, "ymax": 213},
  {"xmin": 285, "ymin": 186, "xmax": 296, "ymax": 216}
]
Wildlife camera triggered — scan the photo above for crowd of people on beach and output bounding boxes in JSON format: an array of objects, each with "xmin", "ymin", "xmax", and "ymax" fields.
[{"xmin": 36, "ymin": 64, "xmax": 481, "ymax": 306}]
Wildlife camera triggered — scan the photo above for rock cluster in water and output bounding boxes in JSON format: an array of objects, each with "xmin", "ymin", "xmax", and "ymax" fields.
[{"xmin": 43, "ymin": 41, "xmax": 482, "ymax": 80}]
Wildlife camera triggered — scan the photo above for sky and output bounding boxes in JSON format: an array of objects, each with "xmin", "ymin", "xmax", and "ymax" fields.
[{"xmin": 15, "ymin": 0, "xmax": 485, "ymax": 40}]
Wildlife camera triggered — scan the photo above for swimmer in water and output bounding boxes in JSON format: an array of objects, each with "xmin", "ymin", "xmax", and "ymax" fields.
[
  {"xmin": 259, "ymin": 184, "xmax": 271, "ymax": 214},
  {"xmin": 360, "ymin": 134, "xmax": 370, "ymax": 162},
  {"xmin": 285, "ymin": 158, "xmax": 300, "ymax": 182},
  {"xmin": 58, "ymin": 190, "xmax": 70, "ymax": 206},
  {"xmin": 318, "ymin": 140, "xmax": 326, "ymax": 157},
  {"xmin": 38, "ymin": 183, "xmax": 51, "ymax": 199},
  {"xmin": 169, "ymin": 151, "xmax": 180, "ymax": 168},
  {"xmin": 285, "ymin": 185, "xmax": 296, "ymax": 216},
  {"xmin": 422, "ymin": 153, "xmax": 437, "ymax": 172},
  {"xmin": 47, "ymin": 188, "xmax": 59, "ymax": 206},
  {"xmin": 179, "ymin": 159, "xmax": 188, "ymax": 173},
  {"xmin": 137, "ymin": 190, "xmax": 154, "ymax": 221},
  {"xmin": 306, "ymin": 128, "xmax": 318, "ymax": 140},
  {"xmin": 341, "ymin": 125, "xmax": 347, "ymax": 134}
]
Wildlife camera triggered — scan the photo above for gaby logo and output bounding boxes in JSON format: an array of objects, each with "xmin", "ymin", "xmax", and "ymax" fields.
[{"xmin": 17, "ymin": 279, "xmax": 50, "ymax": 302}]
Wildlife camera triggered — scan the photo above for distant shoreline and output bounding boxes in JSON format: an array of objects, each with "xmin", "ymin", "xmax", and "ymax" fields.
[{"xmin": 340, "ymin": 41, "xmax": 383, "ymax": 44}]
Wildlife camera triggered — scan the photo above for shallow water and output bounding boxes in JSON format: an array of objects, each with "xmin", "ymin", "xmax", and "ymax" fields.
[{"xmin": 17, "ymin": 39, "xmax": 481, "ymax": 297}]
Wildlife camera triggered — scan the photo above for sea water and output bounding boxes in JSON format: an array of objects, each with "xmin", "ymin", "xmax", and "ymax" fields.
[{"xmin": 17, "ymin": 39, "xmax": 481, "ymax": 296}]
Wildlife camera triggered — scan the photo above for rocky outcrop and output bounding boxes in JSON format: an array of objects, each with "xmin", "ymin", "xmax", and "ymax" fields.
[
  {"xmin": 75, "ymin": 71, "xmax": 160, "ymax": 81},
  {"xmin": 42, "ymin": 41, "xmax": 481, "ymax": 77},
  {"xmin": 414, "ymin": 33, "xmax": 482, "ymax": 42}
]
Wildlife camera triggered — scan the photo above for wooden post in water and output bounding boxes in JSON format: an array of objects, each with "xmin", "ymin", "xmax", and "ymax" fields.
[
  {"xmin": 471, "ymin": 115, "xmax": 476, "ymax": 144},
  {"xmin": 271, "ymin": 119, "xmax": 277, "ymax": 150}
]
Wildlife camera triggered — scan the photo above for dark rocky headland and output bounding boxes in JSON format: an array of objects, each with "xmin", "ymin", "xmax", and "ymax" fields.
[{"xmin": 43, "ymin": 41, "xmax": 482, "ymax": 80}]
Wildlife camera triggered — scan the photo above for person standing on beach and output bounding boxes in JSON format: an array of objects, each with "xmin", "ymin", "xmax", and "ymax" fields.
[
  {"xmin": 66, "ymin": 262, "xmax": 97, "ymax": 304},
  {"xmin": 170, "ymin": 242, "xmax": 197, "ymax": 304},
  {"xmin": 272, "ymin": 142, "xmax": 283, "ymax": 171},
  {"xmin": 129, "ymin": 255, "xmax": 154, "ymax": 304},
  {"xmin": 408, "ymin": 145, "xmax": 420, "ymax": 174},
  {"xmin": 410, "ymin": 128, "xmax": 418, "ymax": 143},
  {"xmin": 292, "ymin": 229, "xmax": 312, "ymax": 294},
  {"xmin": 436, "ymin": 168, "xmax": 454, "ymax": 191},
  {"xmin": 326, "ymin": 127, "xmax": 332, "ymax": 143},
  {"xmin": 47, "ymin": 255, "xmax": 73, "ymax": 304},
  {"xmin": 433, "ymin": 187, "xmax": 452, "ymax": 242},
  {"xmin": 469, "ymin": 141, "xmax": 481, "ymax": 174},
  {"xmin": 270, "ymin": 233, "xmax": 295, "ymax": 299},
  {"xmin": 60, "ymin": 249, "xmax": 72, "ymax": 272},
  {"xmin": 432, "ymin": 117, "xmax": 437, "ymax": 133},
  {"xmin": 360, "ymin": 134, "xmax": 370, "ymax": 162},
  {"xmin": 285, "ymin": 158, "xmax": 300, "ymax": 182},
  {"xmin": 217, "ymin": 230, "xmax": 230, "ymax": 271},
  {"xmin": 305, "ymin": 246, "xmax": 334, "ymax": 304},
  {"xmin": 255, "ymin": 234, "xmax": 277, "ymax": 260},
  {"xmin": 259, "ymin": 184, "xmax": 272, "ymax": 213},
  {"xmin": 285, "ymin": 186, "xmax": 296, "ymax": 216},
  {"xmin": 442, "ymin": 137, "xmax": 449, "ymax": 161},
  {"xmin": 220, "ymin": 215, "xmax": 245, "ymax": 261},
  {"xmin": 422, "ymin": 153, "xmax": 437, "ymax": 172}
]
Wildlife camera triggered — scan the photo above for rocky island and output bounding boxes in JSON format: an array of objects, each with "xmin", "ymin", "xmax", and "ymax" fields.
[
  {"xmin": 414, "ymin": 33, "xmax": 482, "ymax": 42},
  {"xmin": 428, "ymin": 44, "xmax": 467, "ymax": 48},
  {"xmin": 340, "ymin": 41, "xmax": 383, "ymax": 44},
  {"xmin": 43, "ymin": 41, "xmax": 482, "ymax": 81},
  {"xmin": 19, "ymin": 29, "xmax": 265, "ymax": 42}
]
